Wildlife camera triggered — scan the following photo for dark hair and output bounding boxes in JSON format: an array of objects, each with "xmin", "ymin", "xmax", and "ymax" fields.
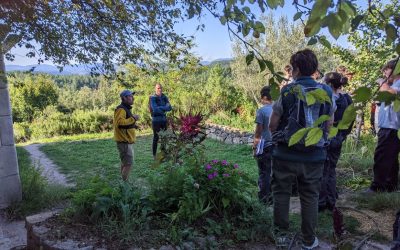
[
  {"xmin": 290, "ymin": 49, "xmax": 318, "ymax": 77},
  {"xmin": 324, "ymin": 72, "xmax": 348, "ymax": 89},
  {"xmin": 260, "ymin": 86, "xmax": 272, "ymax": 100},
  {"xmin": 381, "ymin": 59, "xmax": 397, "ymax": 72}
]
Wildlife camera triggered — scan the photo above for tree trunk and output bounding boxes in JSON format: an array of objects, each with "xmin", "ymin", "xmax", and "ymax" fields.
[{"xmin": 0, "ymin": 49, "xmax": 22, "ymax": 208}]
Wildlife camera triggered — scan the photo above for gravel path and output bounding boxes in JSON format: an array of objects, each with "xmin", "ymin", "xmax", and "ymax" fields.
[{"xmin": 24, "ymin": 144, "xmax": 74, "ymax": 187}]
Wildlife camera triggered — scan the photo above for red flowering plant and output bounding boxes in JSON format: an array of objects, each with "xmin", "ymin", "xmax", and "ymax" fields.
[{"xmin": 157, "ymin": 111, "xmax": 206, "ymax": 164}]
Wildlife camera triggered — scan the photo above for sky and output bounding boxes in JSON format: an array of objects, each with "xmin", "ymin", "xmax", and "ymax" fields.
[{"xmin": 5, "ymin": 2, "xmax": 356, "ymax": 66}]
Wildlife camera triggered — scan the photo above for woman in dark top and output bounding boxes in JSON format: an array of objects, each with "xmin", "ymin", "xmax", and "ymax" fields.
[{"xmin": 319, "ymin": 72, "xmax": 353, "ymax": 211}]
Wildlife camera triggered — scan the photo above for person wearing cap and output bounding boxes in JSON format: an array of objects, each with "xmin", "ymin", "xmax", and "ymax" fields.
[
  {"xmin": 149, "ymin": 83, "xmax": 172, "ymax": 158},
  {"xmin": 114, "ymin": 90, "xmax": 139, "ymax": 181}
]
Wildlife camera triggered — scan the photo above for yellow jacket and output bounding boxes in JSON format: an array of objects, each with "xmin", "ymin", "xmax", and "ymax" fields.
[{"xmin": 113, "ymin": 104, "xmax": 137, "ymax": 143}]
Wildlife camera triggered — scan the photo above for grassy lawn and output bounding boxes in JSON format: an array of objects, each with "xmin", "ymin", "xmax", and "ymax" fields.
[{"xmin": 40, "ymin": 135, "xmax": 258, "ymax": 187}]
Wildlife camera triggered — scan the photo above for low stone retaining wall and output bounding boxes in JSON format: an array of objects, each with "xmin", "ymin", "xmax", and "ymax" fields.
[{"xmin": 205, "ymin": 123, "xmax": 254, "ymax": 145}]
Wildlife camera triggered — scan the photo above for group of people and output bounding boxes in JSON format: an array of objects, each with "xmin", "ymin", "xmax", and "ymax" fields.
[
  {"xmin": 111, "ymin": 49, "xmax": 399, "ymax": 249},
  {"xmin": 253, "ymin": 49, "xmax": 399, "ymax": 249},
  {"xmin": 113, "ymin": 83, "xmax": 171, "ymax": 181}
]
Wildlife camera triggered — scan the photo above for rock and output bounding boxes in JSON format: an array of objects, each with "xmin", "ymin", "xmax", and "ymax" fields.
[
  {"xmin": 159, "ymin": 245, "xmax": 175, "ymax": 250},
  {"xmin": 181, "ymin": 241, "xmax": 195, "ymax": 250},
  {"xmin": 233, "ymin": 137, "xmax": 241, "ymax": 144},
  {"xmin": 193, "ymin": 237, "xmax": 206, "ymax": 248}
]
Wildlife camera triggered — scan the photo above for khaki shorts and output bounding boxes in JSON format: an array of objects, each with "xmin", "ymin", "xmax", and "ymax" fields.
[{"xmin": 116, "ymin": 142, "xmax": 134, "ymax": 166}]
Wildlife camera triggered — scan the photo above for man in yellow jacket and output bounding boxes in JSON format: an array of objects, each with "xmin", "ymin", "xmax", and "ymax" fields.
[{"xmin": 114, "ymin": 90, "xmax": 139, "ymax": 181}]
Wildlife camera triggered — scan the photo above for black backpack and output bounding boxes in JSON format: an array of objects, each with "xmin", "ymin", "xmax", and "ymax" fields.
[{"xmin": 279, "ymin": 83, "xmax": 332, "ymax": 152}]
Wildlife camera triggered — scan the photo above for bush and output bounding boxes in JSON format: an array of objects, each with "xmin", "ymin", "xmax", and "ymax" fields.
[
  {"xmin": 13, "ymin": 122, "xmax": 32, "ymax": 142},
  {"xmin": 30, "ymin": 106, "xmax": 113, "ymax": 139}
]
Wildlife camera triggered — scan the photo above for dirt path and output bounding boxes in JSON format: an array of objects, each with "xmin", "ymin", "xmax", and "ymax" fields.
[
  {"xmin": 24, "ymin": 144, "xmax": 74, "ymax": 187},
  {"xmin": 0, "ymin": 143, "xmax": 74, "ymax": 249}
]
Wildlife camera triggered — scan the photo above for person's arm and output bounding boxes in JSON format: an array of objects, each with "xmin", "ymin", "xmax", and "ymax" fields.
[
  {"xmin": 150, "ymin": 96, "xmax": 166, "ymax": 115},
  {"xmin": 269, "ymin": 111, "xmax": 280, "ymax": 132},
  {"xmin": 380, "ymin": 82, "xmax": 398, "ymax": 94},
  {"xmin": 163, "ymin": 95, "xmax": 172, "ymax": 112},
  {"xmin": 114, "ymin": 108, "xmax": 136, "ymax": 128}
]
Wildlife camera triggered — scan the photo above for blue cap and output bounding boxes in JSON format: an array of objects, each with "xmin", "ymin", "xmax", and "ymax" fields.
[{"xmin": 120, "ymin": 90, "xmax": 135, "ymax": 97}]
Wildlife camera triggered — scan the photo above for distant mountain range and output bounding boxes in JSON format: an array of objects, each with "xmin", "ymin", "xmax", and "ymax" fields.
[{"xmin": 5, "ymin": 58, "xmax": 233, "ymax": 75}]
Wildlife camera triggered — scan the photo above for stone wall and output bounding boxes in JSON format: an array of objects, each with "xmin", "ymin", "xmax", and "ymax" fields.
[{"xmin": 205, "ymin": 123, "xmax": 254, "ymax": 145}]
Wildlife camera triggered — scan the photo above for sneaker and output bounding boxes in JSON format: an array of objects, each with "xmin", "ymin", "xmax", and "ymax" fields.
[
  {"xmin": 302, "ymin": 237, "xmax": 319, "ymax": 250},
  {"xmin": 274, "ymin": 234, "xmax": 290, "ymax": 248}
]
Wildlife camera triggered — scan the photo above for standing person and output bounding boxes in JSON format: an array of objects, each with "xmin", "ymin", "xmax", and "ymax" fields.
[
  {"xmin": 252, "ymin": 86, "xmax": 274, "ymax": 204},
  {"xmin": 280, "ymin": 64, "xmax": 293, "ymax": 89},
  {"xmin": 150, "ymin": 83, "xmax": 172, "ymax": 159},
  {"xmin": 114, "ymin": 90, "xmax": 140, "ymax": 181},
  {"xmin": 367, "ymin": 59, "xmax": 400, "ymax": 193},
  {"xmin": 269, "ymin": 49, "xmax": 335, "ymax": 249},
  {"xmin": 319, "ymin": 72, "xmax": 353, "ymax": 211}
]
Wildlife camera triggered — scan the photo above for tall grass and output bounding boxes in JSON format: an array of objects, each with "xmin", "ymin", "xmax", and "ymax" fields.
[{"xmin": 5, "ymin": 147, "xmax": 70, "ymax": 219}]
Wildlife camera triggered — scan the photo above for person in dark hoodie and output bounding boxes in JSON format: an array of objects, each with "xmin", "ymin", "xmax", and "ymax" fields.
[
  {"xmin": 319, "ymin": 72, "xmax": 353, "ymax": 211},
  {"xmin": 150, "ymin": 83, "xmax": 172, "ymax": 158}
]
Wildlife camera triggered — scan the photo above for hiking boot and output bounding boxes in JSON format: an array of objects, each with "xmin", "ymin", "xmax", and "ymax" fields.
[{"xmin": 302, "ymin": 237, "xmax": 319, "ymax": 250}]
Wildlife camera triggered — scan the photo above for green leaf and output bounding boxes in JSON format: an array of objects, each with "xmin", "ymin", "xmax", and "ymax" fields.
[
  {"xmin": 351, "ymin": 15, "xmax": 364, "ymax": 31},
  {"xmin": 340, "ymin": 1, "xmax": 357, "ymax": 17},
  {"xmin": 308, "ymin": 88, "xmax": 332, "ymax": 104},
  {"xmin": 242, "ymin": 6, "xmax": 250, "ymax": 14},
  {"xmin": 288, "ymin": 128, "xmax": 310, "ymax": 147},
  {"xmin": 219, "ymin": 16, "xmax": 227, "ymax": 25},
  {"xmin": 352, "ymin": 86, "xmax": 372, "ymax": 103},
  {"xmin": 326, "ymin": 13, "xmax": 343, "ymax": 39},
  {"xmin": 258, "ymin": 59, "xmax": 266, "ymax": 72},
  {"xmin": 309, "ymin": 0, "xmax": 332, "ymax": 21},
  {"xmin": 253, "ymin": 30, "xmax": 260, "ymax": 38},
  {"xmin": 254, "ymin": 21, "xmax": 265, "ymax": 33},
  {"xmin": 248, "ymin": 0, "xmax": 255, "ymax": 3},
  {"xmin": 398, "ymin": 129, "xmax": 400, "ymax": 140},
  {"xmin": 394, "ymin": 99, "xmax": 400, "ymax": 112},
  {"xmin": 306, "ymin": 92, "xmax": 316, "ymax": 105},
  {"xmin": 265, "ymin": 60, "xmax": 274, "ymax": 72},
  {"xmin": 305, "ymin": 127, "xmax": 323, "ymax": 146},
  {"xmin": 308, "ymin": 37, "xmax": 318, "ymax": 45},
  {"xmin": 222, "ymin": 197, "xmax": 230, "ymax": 208},
  {"xmin": 304, "ymin": 17, "xmax": 322, "ymax": 37},
  {"xmin": 313, "ymin": 115, "xmax": 331, "ymax": 127},
  {"xmin": 294, "ymin": 12, "xmax": 302, "ymax": 21},
  {"xmin": 319, "ymin": 36, "xmax": 331, "ymax": 49},
  {"xmin": 242, "ymin": 23, "xmax": 250, "ymax": 37},
  {"xmin": 393, "ymin": 59, "xmax": 400, "ymax": 75},
  {"xmin": 245, "ymin": 52, "xmax": 254, "ymax": 65},
  {"xmin": 328, "ymin": 127, "xmax": 338, "ymax": 139},
  {"xmin": 266, "ymin": 0, "xmax": 282, "ymax": 9},
  {"xmin": 337, "ymin": 104, "xmax": 356, "ymax": 130},
  {"xmin": 385, "ymin": 24, "xmax": 397, "ymax": 44},
  {"xmin": 376, "ymin": 91, "xmax": 396, "ymax": 104},
  {"xmin": 269, "ymin": 78, "xmax": 280, "ymax": 100}
]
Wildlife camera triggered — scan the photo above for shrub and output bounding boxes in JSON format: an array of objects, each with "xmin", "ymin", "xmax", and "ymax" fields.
[
  {"xmin": 6, "ymin": 147, "xmax": 69, "ymax": 219},
  {"xmin": 13, "ymin": 122, "xmax": 32, "ymax": 142}
]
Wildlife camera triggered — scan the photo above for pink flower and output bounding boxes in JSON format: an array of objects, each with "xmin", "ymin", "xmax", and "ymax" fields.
[
  {"xmin": 207, "ymin": 174, "xmax": 215, "ymax": 180},
  {"xmin": 233, "ymin": 164, "xmax": 239, "ymax": 169},
  {"xmin": 212, "ymin": 171, "xmax": 218, "ymax": 177},
  {"xmin": 223, "ymin": 173, "xmax": 230, "ymax": 177},
  {"xmin": 221, "ymin": 160, "xmax": 227, "ymax": 165},
  {"xmin": 212, "ymin": 159, "xmax": 219, "ymax": 164}
]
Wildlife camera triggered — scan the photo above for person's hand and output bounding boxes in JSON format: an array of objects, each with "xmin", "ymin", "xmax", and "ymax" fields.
[
  {"xmin": 133, "ymin": 114, "xmax": 140, "ymax": 120},
  {"xmin": 380, "ymin": 82, "xmax": 390, "ymax": 91}
]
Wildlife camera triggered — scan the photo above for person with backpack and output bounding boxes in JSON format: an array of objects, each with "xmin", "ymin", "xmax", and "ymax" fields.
[
  {"xmin": 252, "ymin": 86, "xmax": 274, "ymax": 205},
  {"xmin": 269, "ymin": 49, "xmax": 335, "ymax": 249},
  {"xmin": 114, "ymin": 90, "xmax": 140, "ymax": 181},
  {"xmin": 150, "ymin": 83, "xmax": 172, "ymax": 159},
  {"xmin": 366, "ymin": 59, "xmax": 400, "ymax": 193},
  {"xmin": 319, "ymin": 72, "xmax": 353, "ymax": 211}
]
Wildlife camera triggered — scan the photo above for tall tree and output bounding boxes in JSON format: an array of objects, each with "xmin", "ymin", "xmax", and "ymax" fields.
[{"xmin": 0, "ymin": 0, "xmax": 207, "ymax": 208}]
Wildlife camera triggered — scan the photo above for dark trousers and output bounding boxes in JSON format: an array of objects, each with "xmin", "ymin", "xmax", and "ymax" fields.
[
  {"xmin": 256, "ymin": 148, "xmax": 272, "ymax": 203},
  {"xmin": 272, "ymin": 159, "xmax": 323, "ymax": 245},
  {"xmin": 152, "ymin": 122, "xmax": 167, "ymax": 157},
  {"xmin": 319, "ymin": 143, "xmax": 342, "ymax": 209},
  {"xmin": 370, "ymin": 128, "xmax": 400, "ymax": 192}
]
